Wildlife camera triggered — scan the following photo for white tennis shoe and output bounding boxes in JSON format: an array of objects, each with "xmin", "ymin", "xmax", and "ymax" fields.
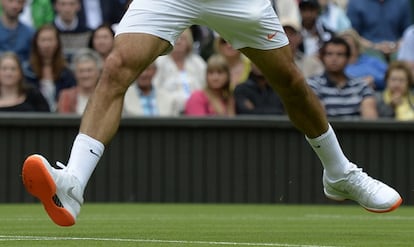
[
  {"xmin": 323, "ymin": 164, "xmax": 402, "ymax": 213},
  {"xmin": 22, "ymin": 154, "xmax": 83, "ymax": 226}
]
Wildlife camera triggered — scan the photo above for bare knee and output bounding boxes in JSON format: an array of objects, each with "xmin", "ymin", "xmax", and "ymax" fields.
[
  {"xmin": 95, "ymin": 33, "xmax": 170, "ymax": 97},
  {"xmin": 96, "ymin": 52, "xmax": 139, "ymax": 97}
]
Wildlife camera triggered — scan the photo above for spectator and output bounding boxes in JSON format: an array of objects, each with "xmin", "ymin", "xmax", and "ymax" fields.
[
  {"xmin": 153, "ymin": 28, "xmax": 206, "ymax": 113},
  {"xmin": 57, "ymin": 48, "xmax": 102, "ymax": 114},
  {"xmin": 317, "ymin": 0, "xmax": 351, "ymax": 33},
  {"xmin": 299, "ymin": 0, "xmax": 334, "ymax": 56},
  {"xmin": 19, "ymin": 0, "xmax": 54, "ymax": 29},
  {"xmin": 338, "ymin": 29, "xmax": 388, "ymax": 91},
  {"xmin": 0, "ymin": 0, "xmax": 54, "ymax": 29},
  {"xmin": 307, "ymin": 37, "xmax": 378, "ymax": 119},
  {"xmin": 214, "ymin": 36, "xmax": 251, "ymax": 90},
  {"xmin": 123, "ymin": 62, "xmax": 181, "ymax": 116},
  {"xmin": 184, "ymin": 54, "xmax": 235, "ymax": 116},
  {"xmin": 0, "ymin": 52, "xmax": 49, "ymax": 112},
  {"xmin": 53, "ymin": 0, "xmax": 88, "ymax": 32},
  {"xmin": 0, "ymin": 0, "xmax": 34, "ymax": 63},
  {"xmin": 281, "ymin": 18, "xmax": 324, "ymax": 78},
  {"xmin": 24, "ymin": 24, "xmax": 76, "ymax": 111},
  {"xmin": 234, "ymin": 63, "xmax": 285, "ymax": 115},
  {"xmin": 53, "ymin": 0, "xmax": 92, "ymax": 61},
  {"xmin": 346, "ymin": 0, "xmax": 412, "ymax": 60},
  {"xmin": 377, "ymin": 61, "xmax": 414, "ymax": 120},
  {"xmin": 397, "ymin": 24, "xmax": 414, "ymax": 84},
  {"xmin": 88, "ymin": 24, "xmax": 115, "ymax": 61}
]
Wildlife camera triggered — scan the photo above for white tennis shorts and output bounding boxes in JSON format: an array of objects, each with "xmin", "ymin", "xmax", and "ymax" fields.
[{"xmin": 116, "ymin": 0, "xmax": 289, "ymax": 50}]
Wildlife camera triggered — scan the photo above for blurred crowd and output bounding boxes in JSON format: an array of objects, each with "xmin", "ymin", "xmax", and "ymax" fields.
[{"xmin": 1, "ymin": 0, "xmax": 414, "ymax": 121}]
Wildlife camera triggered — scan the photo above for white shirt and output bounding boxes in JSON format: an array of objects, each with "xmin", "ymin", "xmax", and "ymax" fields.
[
  {"xmin": 398, "ymin": 25, "xmax": 414, "ymax": 62},
  {"xmin": 76, "ymin": 94, "xmax": 89, "ymax": 115},
  {"xmin": 19, "ymin": 0, "xmax": 34, "ymax": 28},
  {"xmin": 83, "ymin": 0, "xmax": 103, "ymax": 30}
]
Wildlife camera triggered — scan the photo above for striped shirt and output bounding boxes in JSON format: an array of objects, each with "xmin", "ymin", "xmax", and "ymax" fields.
[{"xmin": 307, "ymin": 73, "xmax": 375, "ymax": 117}]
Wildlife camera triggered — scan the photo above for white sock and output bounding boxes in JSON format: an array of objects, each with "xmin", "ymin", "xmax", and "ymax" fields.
[
  {"xmin": 306, "ymin": 124, "xmax": 353, "ymax": 180},
  {"xmin": 66, "ymin": 133, "xmax": 104, "ymax": 191}
]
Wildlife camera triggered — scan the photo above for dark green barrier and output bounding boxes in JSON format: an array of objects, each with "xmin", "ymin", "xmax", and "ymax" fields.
[{"xmin": 1, "ymin": 113, "xmax": 413, "ymax": 205}]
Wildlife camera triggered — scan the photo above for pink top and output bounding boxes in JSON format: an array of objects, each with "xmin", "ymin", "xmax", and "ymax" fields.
[
  {"xmin": 184, "ymin": 90, "xmax": 216, "ymax": 116},
  {"xmin": 57, "ymin": 87, "xmax": 78, "ymax": 113}
]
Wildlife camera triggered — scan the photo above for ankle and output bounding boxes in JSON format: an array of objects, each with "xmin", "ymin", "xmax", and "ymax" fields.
[{"xmin": 324, "ymin": 163, "xmax": 358, "ymax": 180}]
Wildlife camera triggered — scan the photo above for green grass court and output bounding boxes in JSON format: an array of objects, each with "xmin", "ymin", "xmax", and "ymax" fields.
[{"xmin": 0, "ymin": 203, "xmax": 413, "ymax": 246}]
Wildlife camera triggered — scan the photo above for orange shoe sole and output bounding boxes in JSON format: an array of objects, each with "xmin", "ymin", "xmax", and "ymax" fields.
[
  {"xmin": 22, "ymin": 155, "xmax": 75, "ymax": 227},
  {"xmin": 365, "ymin": 197, "xmax": 403, "ymax": 213},
  {"xmin": 326, "ymin": 194, "xmax": 403, "ymax": 213}
]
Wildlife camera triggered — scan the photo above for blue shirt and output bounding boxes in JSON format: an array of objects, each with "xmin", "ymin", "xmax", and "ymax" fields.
[
  {"xmin": 0, "ymin": 21, "xmax": 34, "ymax": 63},
  {"xmin": 307, "ymin": 73, "xmax": 375, "ymax": 118},
  {"xmin": 138, "ymin": 88, "xmax": 159, "ymax": 116},
  {"xmin": 345, "ymin": 54, "xmax": 388, "ymax": 91},
  {"xmin": 347, "ymin": 0, "xmax": 412, "ymax": 42},
  {"xmin": 398, "ymin": 25, "xmax": 414, "ymax": 62}
]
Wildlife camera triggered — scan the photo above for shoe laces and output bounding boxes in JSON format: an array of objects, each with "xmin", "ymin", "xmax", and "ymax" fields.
[{"xmin": 344, "ymin": 169, "xmax": 382, "ymax": 198}]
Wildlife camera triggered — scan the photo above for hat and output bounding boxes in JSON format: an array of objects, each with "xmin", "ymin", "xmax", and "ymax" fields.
[
  {"xmin": 280, "ymin": 18, "xmax": 302, "ymax": 32},
  {"xmin": 299, "ymin": 0, "xmax": 320, "ymax": 8}
]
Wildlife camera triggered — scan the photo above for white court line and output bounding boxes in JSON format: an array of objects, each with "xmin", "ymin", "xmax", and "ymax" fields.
[{"xmin": 0, "ymin": 235, "xmax": 341, "ymax": 247}]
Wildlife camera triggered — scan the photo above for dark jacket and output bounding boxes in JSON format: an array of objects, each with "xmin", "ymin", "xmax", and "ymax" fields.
[
  {"xmin": 23, "ymin": 63, "xmax": 76, "ymax": 101},
  {"xmin": 234, "ymin": 76, "xmax": 285, "ymax": 115}
]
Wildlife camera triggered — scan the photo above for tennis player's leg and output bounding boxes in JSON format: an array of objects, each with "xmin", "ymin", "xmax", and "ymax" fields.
[{"xmin": 241, "ymin": 45, "xmax": 402, "ymax": 213}]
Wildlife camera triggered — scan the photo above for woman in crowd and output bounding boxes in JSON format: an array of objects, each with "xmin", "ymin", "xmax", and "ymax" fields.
[
  {"xmin": 0, "ymin": 52, "xmax": 49, "ymax": 112},
  {"xmin": 24, "ymin": 24, "xmax": 76, "ymax": 111},
  {"xmin": 57, "ymin": 48, "xmax": 103, "ymax": 114},
  {"xmin": 377, "ymin": 61, "xmax": 414, "ymax": 120},
  {"xmin": 153, "ymin": 28, "xmax": 207, "ymax": 112},
  {"xmin": 184, "ymin": 54, "xmax": 235, "ymax": 116},
  {"xmin": 215, "ymin": 36, "xmax": 251, "ymax": 90},
  {"xmin": 88, "ymin": 24, "xmax": 115, "ymax": 61}
]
